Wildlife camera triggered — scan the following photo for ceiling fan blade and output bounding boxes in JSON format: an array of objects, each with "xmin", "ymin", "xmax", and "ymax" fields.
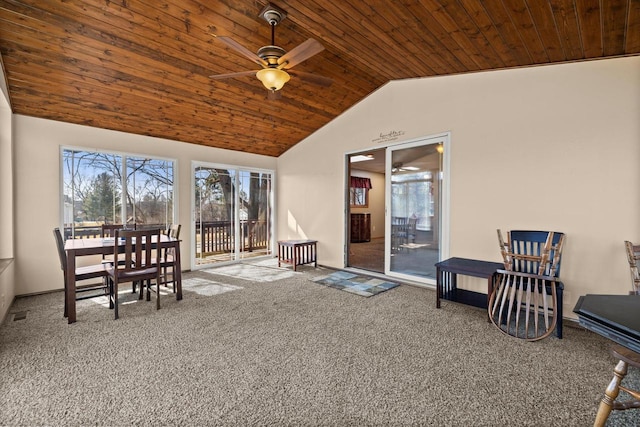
[
  {"xmin": 209, "ymin": 70, "xmax": 259, "ymax": 80},
  {"xmin": 215, "ymin": 36, "xmax": 267, "ymax": 67},
  {"xmin": 277, "ymin": 38, "xmax": 325, "ymax": 69},
  {"xmin": 289, "ymin": 70, "xmax": 333, "ymax": 87}
]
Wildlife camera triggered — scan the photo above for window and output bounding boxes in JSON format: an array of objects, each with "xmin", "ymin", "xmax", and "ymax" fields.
[
  {"xmin": 350, "ymin": 187, "xmax": 369, "ymax": 207},
  {"xmin": 391, "ymin": 172, "xmax": 433, "ymax": 231},
  {"xmin": 350, "ymin": 176, "xmax": 371, "ymax": 208},
  {"xmin": 62, "ymin": 148, "xmax": 175, "ymax": 239}
]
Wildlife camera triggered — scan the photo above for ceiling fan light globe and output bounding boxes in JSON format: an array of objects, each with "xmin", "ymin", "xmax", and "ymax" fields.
[{"xmin": 256, "ymin": 68, "xmax": 290, "ymax": 91}]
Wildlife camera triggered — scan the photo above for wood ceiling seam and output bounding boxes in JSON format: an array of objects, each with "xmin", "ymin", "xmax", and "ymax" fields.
[
  {"xmin": 626, "ymin": 0, "xmax": 640, "ymax": 52},
  {"xmin": 524, "ymin": 0, "xmax": 568, "ymax": 62},
  {"xmin": 575, "ymin": 0, "xmax": 604, "ymax": 58},
  {"xmin": 366, "ymin": 2, "xmax": 452, "ymax": 75},
  {"xmin": 436, "ymin": 0, "xmax": 508, "ymax": 69},
  {"xmin": 549, "ymin": 0, "xmax": 586, "ymax": 60},
  {"xmin": 401, "ymin": 1, "xmax": 471, "ymax": 73},
  {"xmin": 420, "ymin": 0, "xmax": 500, "ymax": 70},
  {"xmin": 600, "ymin": 0, "xmax": 629, "ymax": 56},
  {"xmin": 277, "ymin": 2, "xmax": 390, "ymax": 83},
  {"xmin": 413, "ymin": 0, "xmax": 483, "ymax": 71},
  {"xmin": 331, "ymin": 1, "xmax": 440, "ymax": 77},
  {"xmin": 484, "ymin": 0, "xmax": 535, "ymax": 65},
  {"xmin": 502, "ymin": 0, "xmax": 551, "ymax": 63}
]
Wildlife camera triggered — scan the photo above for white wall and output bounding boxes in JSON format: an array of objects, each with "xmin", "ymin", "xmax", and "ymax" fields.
[
  {"xmin": 13, "ymin": 116, "xmax": 277, "ymax": 295},
  {"xmin": 277, "ymin": 56, "xmax": 640, "ymax": 318},
  {"xmin": 0, "ymin": 74, "xmax": 14, "ymax": 320}
]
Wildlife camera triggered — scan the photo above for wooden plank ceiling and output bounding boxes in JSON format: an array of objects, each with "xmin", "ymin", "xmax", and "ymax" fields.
[{"xmin": 0, "ymin": 1, "xmax": 638, "ymax": 157}]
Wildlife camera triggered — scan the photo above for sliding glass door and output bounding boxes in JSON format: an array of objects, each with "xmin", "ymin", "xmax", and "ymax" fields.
[
  {"xmin": 237, "ymin": 170, "xmax": 273, "ymax": 260},
  {"xmin": 346, "ymin": 134, "xmax": 449, "ymax": 284},
  {"xmin": 385, "ymin": 136, "xmax": 447, "ymax": 283},
  {"xmin": 192, "ymin": 163, "xmax": 273, "ymax": 268}
]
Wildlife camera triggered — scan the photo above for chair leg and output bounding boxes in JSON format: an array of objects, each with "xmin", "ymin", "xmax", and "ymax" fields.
[
  {"xmin": 146, "ymin": 279, "xmax": 151, "ymax": 302},
  {"xmin": 113, "ymin": 281, "xmax": 119, "ymax": 320},
  {"xmin": 163, "ymin": 265, "xmax": 168, "ymax": 288},
  {"xmin": 556, "ymin": 287, "xmax": 563, "ymax": 339},
  {"xmin": 108, "ymin": 277, "xmax": 114, "ymax": 309},
  {"xmin": 138, "ymin": 281, "xmax": 144, "ymax": 300},
  {"xmin": 63, "ymin": 277, "xmax": 69, "ymax": 319},
  {"xmin": 594, "ymin": 359, "xmax": 628, "ymax": 427},
  {"xmin": 156, "ymin": 279, "xmax": 161, "ymax": 310}
]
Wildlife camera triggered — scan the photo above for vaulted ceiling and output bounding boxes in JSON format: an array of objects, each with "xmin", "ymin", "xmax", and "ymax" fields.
[{"xmin": 0, "ymin": 1, "xmax": 638, "ymax": 157}]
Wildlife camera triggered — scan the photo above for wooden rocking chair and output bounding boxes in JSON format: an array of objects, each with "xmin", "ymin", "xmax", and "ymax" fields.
[
  {"xmin": 488, "ymin": 230, "xmax": 566, "ymax": 341},
  {"xmin": 624, "ymin": 240, "xmax": 640, "ymax": 295}
]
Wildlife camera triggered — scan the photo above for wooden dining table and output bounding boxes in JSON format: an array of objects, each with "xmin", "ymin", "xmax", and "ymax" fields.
[{"xmin": 64, "ymin": 234, "xmax": 182, "ymax": 324}]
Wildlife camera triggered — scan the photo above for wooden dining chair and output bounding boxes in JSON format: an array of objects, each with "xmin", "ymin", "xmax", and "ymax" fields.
[
  {"xmin": 391, "ymin": 217, "xmax": 408, "ymax": 252},
  {"xmin": 106, "ymin": 228, "xmax": 161, "ymax": 319},
  {"xmin": 100, "ymin": 223, "xmax": 129, "ymax": 262},
  {"xmin": 488, "ymin": 229, "xmax": 566, "ymax": 341},
  {"xmin": 593, "ymin": 344, "xmax": 640, "ymax": 426},
  {"xmin": 159, "ymin": 224, "xmax": 181, "ymax": 292},
  {"xmin": 624, "ymin": 240, "xmax": 640, "ymax": 295},
  {"xmin": 53, "ymin": 228, "xmax": 109, "ymax": 318}
]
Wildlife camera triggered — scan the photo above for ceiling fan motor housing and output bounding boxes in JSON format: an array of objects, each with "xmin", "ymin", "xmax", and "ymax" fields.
[{"xmin": 257, "ymin": 45, "xmax": 286, "ymax": 65}]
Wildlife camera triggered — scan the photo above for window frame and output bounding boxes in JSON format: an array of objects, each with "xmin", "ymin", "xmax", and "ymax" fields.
[{"xmin": 60, "ymin": 145, "xmax": 178, "ymax": 238}]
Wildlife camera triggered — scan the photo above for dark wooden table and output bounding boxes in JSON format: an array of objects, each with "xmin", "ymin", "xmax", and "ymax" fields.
[
  {"xmin": 574, "ymin": 295, "xmax": 640, "ymax": 426},
  {"xmin": 64, "ymin": 235, "xmax": 182, "ymax": 324},
  {"xmin": 574, "ymin": 294, "xmax": 640, "ymax": 353},
  {"xmin": 277, "ymin": 239, "xmax": 317, "ymax": 271},
  {"xmin": 435, "ymin": 257, "xmax": 504, "ymax": 310}
]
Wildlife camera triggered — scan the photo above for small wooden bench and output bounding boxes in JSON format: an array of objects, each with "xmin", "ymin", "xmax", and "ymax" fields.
[{"xmin": 278, "ymin": 240, "xmax": 317, "ymax": 271}]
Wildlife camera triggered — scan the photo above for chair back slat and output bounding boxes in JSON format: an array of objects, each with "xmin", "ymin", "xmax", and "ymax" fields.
[
  {"xmin": 114, "ymin": 228, "xmax": 160, "ymax": 274},
  {"xmin": 498, "ymin": 230, "xmax": 565, "ymax": 277},
  {"xmin": 489, "ymin": 269, "xmax": 558, "ymax": 341},
  {"xmin": 101, "ymin": 223, "xmax": 136, "ymax": 238}
]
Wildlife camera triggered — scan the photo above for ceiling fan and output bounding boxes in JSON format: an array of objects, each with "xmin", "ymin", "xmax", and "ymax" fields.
[
  {"xmin": 209, "ymin": 3, "xmax": 332, "ymax": 99},
  {"xmin": 392, "ymin": 162, "xmax": 420, "ymax": 173}
]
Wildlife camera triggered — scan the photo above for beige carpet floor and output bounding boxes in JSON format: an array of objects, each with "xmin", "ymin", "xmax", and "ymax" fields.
[{"xmin": 1, "ymin": 259, "xmax": 638, "ymax": 426}]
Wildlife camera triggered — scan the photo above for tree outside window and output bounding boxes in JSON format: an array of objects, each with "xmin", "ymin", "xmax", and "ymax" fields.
[
  {"xmin": 62, "ymin": 149, "xmax": 174, "ymax": 238},
  {"xmin": 350, "ymin": 187, "xmax": 369, "ymax": 208}
]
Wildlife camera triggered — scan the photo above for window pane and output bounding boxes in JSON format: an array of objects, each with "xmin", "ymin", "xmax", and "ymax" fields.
[
  {"xmin": 194, "ymin": 166, "xmax": 236, "ymax": 264},
  {"xmin": 62, "ymin": 150, "xmax": 122, "ymax": 239},
  {"xmin": 126, "ymin": 157, "xmax": 174, "ymax": 228},
  {"xmin": 238, "ymin": 170, "xmax": 272, "ymax": 259}
]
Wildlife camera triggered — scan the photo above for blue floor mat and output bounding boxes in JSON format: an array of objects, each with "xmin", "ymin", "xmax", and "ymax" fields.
[{"xmin": 311, "ymin": 271, "xmax": 399, "ymax": 297}]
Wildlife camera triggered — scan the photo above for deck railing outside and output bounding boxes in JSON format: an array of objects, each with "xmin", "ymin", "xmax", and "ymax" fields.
[
  {"xmin": 64, "ymin": 220, "xmax": 270, "ymax": 255},
  {"xmin": 196, "ymin": 220, "xmax": 269, "ymax": 255}
]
